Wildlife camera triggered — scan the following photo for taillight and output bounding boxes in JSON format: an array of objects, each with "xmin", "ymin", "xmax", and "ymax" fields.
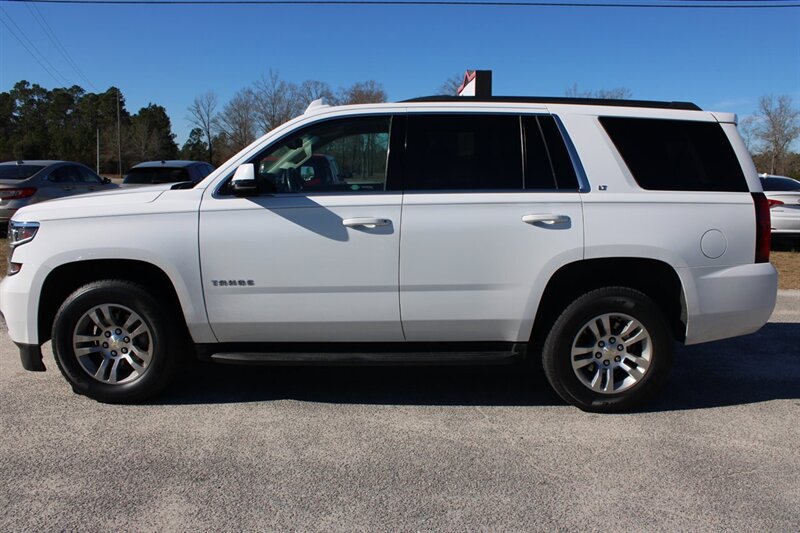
[
  {"xmin": 0, "ymin": 187, "xmax": 37, "ymax": 200},
  {"xmin": 752, "ymin": 192, "xmax": 771, "ymax": 263},
  {"xmin": 767, "ymin": 199, "xmax": 784, "ymax": 208}
]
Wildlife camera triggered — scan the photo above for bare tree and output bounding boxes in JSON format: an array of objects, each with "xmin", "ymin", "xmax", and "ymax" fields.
[
  {"xmin": 755, "ymin": 95, "xmax": 800, "ymax": 174},
  {"xmin": 565, "ymin": 83, "xmax": 632, "ymax": 100},
  {"xmin": 218, "ymin": 88, "xmax": 259, "ymax": 152},
  {"xmin": 295, "ymin": 80, "xmax": 335, "ymax": 109},
  {"xmin": 253, "ymin": 70, "xmax": 299, "ymax": 135},
  {"xmin": 439, "ymin": 73, "xmax": 464, "ymax": 96},
  {"xmin": 738, "ymin": 115, "xmax": 760, "ymax": 152},
  {"xmin": 336, "ymin": 80, "xmax": 387, "ymax": 105},
  {"xmin": 187, "ymin": 91, "xmax": 219, "ymax": 163}
]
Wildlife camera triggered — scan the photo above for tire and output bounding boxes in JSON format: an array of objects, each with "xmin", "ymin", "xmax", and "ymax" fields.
[
  {"xmin": 51, "ymin": 280, "xmax": 183, "ymax": 403},
  {"xmin": 541, "ymin": 287, "xmax": 673, "ymax": 413}
]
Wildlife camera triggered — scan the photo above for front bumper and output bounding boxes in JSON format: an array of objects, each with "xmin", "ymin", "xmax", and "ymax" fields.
[{"xmin": 15, "ymin": 342, "xmax": 45, "ymax": 371}]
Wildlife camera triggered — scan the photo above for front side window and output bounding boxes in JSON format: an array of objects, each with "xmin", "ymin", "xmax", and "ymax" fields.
[
  {"xmin": 245, "ymin": 115, "xmax": 391, "ymax": 194},
  {"xmin": 404, "ymin": 114, "xmax": 523, "ymax": 190}
]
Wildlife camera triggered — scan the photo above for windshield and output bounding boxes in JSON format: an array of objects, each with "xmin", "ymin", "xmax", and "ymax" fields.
[
  {"xmin": 0, "ymin": 165, "xmax": 44, "ymax": 180},
  {"xmin": 124, "ymin": 167, "xmax": 191, "ymax": 184},
  {"xmin": 761, "ymin": 176, "xmax": 800, "ymax": 191}
]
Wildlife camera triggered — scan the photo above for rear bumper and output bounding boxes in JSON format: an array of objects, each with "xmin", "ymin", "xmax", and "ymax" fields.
[{"xmin": 681, "ymin": 262, "xmax": 778, "ymax": 345}]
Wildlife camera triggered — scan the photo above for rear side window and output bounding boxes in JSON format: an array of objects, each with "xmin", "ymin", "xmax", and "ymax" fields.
[
  {"xmin": 600, "ymin": 117, "xmax": 747, "ymax": 192},
  {"xmin": 404, "ymin": 114, "xmax": 523, "ymax": 190},
  {"xmin": 523, "ymin": 116, "xmax": 580, "ymax": 190}
]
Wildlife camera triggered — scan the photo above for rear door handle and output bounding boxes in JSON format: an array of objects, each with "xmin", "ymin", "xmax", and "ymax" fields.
[
  {"xmin": 342, "ymin": 217, "xmax": 391, "ymax": 229},
  {"xmin": 522, "ymin": 214, "xmax": 570, "ymax": 225}
]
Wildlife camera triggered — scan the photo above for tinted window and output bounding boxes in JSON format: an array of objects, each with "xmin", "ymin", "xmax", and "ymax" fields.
[
  {"xmin": 49, "ymin": 165, "xmax": 81, "ymax": 183},
  {"xmin": 761, "ymin": 176, "xmax": 800, "ymax": 191},
  {"xmin": 0, "ymin": 165, "xmax": 44, "ymax": 180},
  {"xmin": 76, "ymin": 166, "xmax": 102, "ymax": 184},
  {"xmin": 600, "ymin": 117, "xmax": 747, "ymax": 192},
  {"xmin": 523, "ymin": 115, "xmax": 580, "ymax": 190},
  {"xmin": 246, "ymin": 115, "xmax": 391, "ymax": 194},
  {"xmin": 124, "ymin": 167, "xmax": 191, "ymax": 184},
  {"xmin": 404, "ymin": 114, "xmax": 522, "ymax": 190}
]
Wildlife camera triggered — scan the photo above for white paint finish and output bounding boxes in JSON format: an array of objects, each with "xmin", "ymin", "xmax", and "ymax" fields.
[
  {"xmin": 679, "ymin": 262, "xmax": 777, "ymax": 344},
  {"xmin": 199, "ymin": 193, "xmax": 404, "ymax": 342},
  {"xmin": 700, "ymin": 229, "xmax": 728, "ymax": 259},
  {"xmin": 582, "ymin": 194, "xmax": 755, "ymax": 268},
  {"xmin": 399, "ymin": 193, "xmax": 584, "ymax": 342},
  {"xmin": 1, "ymin": 188, "xmax": 215, "ymax": 344},
  {"xmin": 710, "ymin": 111, "xmax": 738, "ymax": 124}
]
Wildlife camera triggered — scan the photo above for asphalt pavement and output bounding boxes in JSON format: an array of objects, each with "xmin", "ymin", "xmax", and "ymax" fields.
[{"xmin": 1, "ymin": 292, "xmax": 799, "ymax": 531}]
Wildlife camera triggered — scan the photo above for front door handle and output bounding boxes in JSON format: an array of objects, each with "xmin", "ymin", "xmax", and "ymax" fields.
[
  {"xmin": 522, "ymin": 214, "xmax": 570, "ymax": 225},
  {"xmin": 342, "ymin": 217, "xmax": 391, "ymax": 229}
]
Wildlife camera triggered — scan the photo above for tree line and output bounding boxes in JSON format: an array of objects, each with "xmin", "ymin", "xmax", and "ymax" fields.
[
  {"xmin": 1, "ymin": 73, "xmax": 798, "ymax": 179},
  {"xmin": 185, "ymin": 71, "xmax": 387, "ymax": 166}
]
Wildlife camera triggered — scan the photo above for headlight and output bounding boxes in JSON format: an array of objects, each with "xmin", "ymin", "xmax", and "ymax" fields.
[{"xmin": 9, "ymin": 220, "xmax": 40, "ymax": 247}]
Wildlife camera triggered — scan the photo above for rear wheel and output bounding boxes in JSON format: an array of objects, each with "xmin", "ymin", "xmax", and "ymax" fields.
[
  {"xmin": 52, "ymin": 280, "xmax": 182, "ymax": 403},
  {"xmin": 542, "ymin": 287, "xmax": 673, "ymax": 413}
]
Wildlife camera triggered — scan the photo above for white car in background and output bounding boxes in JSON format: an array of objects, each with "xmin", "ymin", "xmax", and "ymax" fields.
[{"xmin": 759, "ymin": 174, "xmax": 800, "ymax": 240}]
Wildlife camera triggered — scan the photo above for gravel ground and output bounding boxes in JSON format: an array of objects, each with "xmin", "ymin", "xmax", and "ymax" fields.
[{"xmin": 1, "ymin": 292, "xmax": 798, "ymax": 531}]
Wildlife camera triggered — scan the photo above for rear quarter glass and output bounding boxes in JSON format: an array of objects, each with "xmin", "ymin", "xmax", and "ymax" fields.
[{"xmin": 599, "ymin": 117, "xmax": 747, "ymax": 192}]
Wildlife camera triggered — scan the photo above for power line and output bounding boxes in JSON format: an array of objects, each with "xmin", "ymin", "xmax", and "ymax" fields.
[
  {"xmin": 24, "ymin": 1, "xmax": 99, "ymax": 90},
  {"xmin": 2, "ymin": 0, "xmax": 799, "ymax": 8},
  {"xmin": 0, "ymin": 7, "xmax": 70, "ymax": 84}
]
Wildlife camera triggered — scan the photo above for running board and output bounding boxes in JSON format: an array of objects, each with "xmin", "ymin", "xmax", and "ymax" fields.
[{"xmin": 208, "ymin": 346, "xmax": 526, "ymax": 366}]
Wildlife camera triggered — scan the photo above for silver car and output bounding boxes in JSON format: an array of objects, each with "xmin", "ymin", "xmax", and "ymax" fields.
[
  {"xmin": 0, "ymin": 160, "xmax": 118, "ymax": 226},
  {"xmin": 760, "ymin": 174, "xmax": 800, "ymax": 240}
]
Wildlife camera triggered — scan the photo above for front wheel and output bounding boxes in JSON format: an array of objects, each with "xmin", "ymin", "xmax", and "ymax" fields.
[
  {"xmin": 542, "ymin": 287, "xmax": 673, "ymax": 413},
  {"xmin": 51, "ymin": 280, "xmax": 183, "ymax": 403}
]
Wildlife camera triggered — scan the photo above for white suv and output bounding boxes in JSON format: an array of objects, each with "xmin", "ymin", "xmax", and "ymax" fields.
[{"xmin": 0, "ymin": 96, "xmax": 778, "ymax": 412}]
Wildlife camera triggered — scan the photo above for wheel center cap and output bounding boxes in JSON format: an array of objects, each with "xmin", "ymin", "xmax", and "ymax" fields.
[{"xmin": 109, "ymin": 334, "xmax": 125, "ymax": 350}]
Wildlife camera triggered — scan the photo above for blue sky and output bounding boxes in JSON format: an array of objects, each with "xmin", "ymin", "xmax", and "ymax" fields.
[{"xmin": 1, "ymin": 1, "xmax": 799, "ymax": 145}]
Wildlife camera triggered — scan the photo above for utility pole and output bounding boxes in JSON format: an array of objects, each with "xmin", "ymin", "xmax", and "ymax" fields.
[
  {"xmin": 116, "ymin": 88, "xmax": 122, "ymax": 178},
  {"xmin": 96, "ymin": 128, "xmax": 100, "ymax": 174}
]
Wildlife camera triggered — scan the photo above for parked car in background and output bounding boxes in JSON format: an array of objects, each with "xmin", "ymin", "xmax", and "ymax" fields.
[
  {"xmin": 122, "ymin": 160, "xmax": 214, "ymax": 187},
  {"xmin": 759, "ymin": 173, "xmax": 800, "ymax": 240},
  {"xmin": 0, "ymin": 160, "xmax": 117, "ymax": 228}
]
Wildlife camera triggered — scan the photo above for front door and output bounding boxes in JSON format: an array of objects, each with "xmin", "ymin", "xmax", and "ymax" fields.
[{"xmin": 199, "ymin": 115, "xmax": 404, "ymax": 342}]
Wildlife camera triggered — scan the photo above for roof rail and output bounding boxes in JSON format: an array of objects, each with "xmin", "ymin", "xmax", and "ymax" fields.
[{"xmin": 401, "ymin": 95, "xmax": 702, "ymax": 111}]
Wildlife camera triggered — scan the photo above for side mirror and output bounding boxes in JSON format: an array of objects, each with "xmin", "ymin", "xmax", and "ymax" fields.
[
  {"xmin": 231, "ymin": 164, "xmax": 258, "ymax": 196},
  {"xmin": 102, "ymin": 177, "xmax": 111, "ymax": 184}
]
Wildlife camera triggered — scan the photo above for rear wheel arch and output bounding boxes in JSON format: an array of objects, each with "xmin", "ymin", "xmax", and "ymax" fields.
[
  {"xmin": 38, "ymin": 259, "xmax": 188, "ymax": 345},
  {"xmin": 530, "ymin": 257, "xmax": 686, "ymax": 347}
]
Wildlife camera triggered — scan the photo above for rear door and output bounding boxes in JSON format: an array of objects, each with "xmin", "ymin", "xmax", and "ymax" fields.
[{"xmin": 399, "ymin": 112, "xmax": 585, "ymax": 342}]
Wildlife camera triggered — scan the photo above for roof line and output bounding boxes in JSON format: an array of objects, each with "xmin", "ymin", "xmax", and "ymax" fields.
[{"xmin": 401, "ymin": 95, "xmax": 702, "ymax": 111}]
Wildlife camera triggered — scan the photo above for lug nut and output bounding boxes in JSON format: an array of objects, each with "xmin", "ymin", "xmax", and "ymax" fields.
[
  {"xmin": 618, "ymin": 345, "xmax": 624, "ymax": 351},
  {"xmin": 123, "ymin": 337, "xmax": 130, "ymax": 343},
  {"xmin": 614, "ymin": 356, "xmax": 621, "ymax": 362},
  {"xmin": 595, "ymin": 352, "xmax": 602, "ymax": 359},
  {"xmin": 598, "ymin": 341, "xmax": 605, "ymax": 348},
  {"xmin": 104, "ymin": 331, "xmax": 111, "ymax": 338},
  {"xmin": 111, "ymin": 350, "xmax": 117, "ymax": 356},
  {"xmin": 121, "ymin": 348, "xmax": 128, "ymax": 354},
  {"xmin": 609, "ymin": 337, "xmax": 616, "ymax": 344},
  {"xmin": 603, "ymin": 360, "xmax": 610, "ymax": 366},
  {"xmin": 115, "ymin": 328, "xmax": 122, "ymax": 335},
  {"xmin": 102, "ymin": 342, "xmax": 109, "ymax": 348}
]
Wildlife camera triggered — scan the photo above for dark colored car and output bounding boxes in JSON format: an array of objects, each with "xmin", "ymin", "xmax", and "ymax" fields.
[{"xmin": 122, "ymin": 160, "xmax": 215, "ymax": 187}]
